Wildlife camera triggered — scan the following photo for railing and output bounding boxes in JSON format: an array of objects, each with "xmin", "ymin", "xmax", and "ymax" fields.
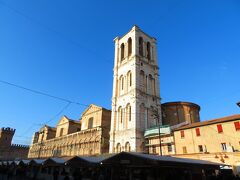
[
  {"xmin": 144, "ymin": 125, "xmax": 171, "ymax": 137},
  {"xmin": 32, "ymin": 126, "xmax": 102, "ymax": 146}
]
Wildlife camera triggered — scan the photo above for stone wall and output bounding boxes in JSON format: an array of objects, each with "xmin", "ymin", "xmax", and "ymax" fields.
[{"xmin": 28, "ymin": 127, "xmax": 103, "ymax": 158}]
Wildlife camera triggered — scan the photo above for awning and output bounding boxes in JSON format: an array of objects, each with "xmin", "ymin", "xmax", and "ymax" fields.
[
  {"xmin": 29, "ymin": 159, "xmax": 46, "ymax": 166},
  {"xmin": 43, "ymin": 157, "xmax": 70, "ymax": 166},
  {"xmin": 100, "ymin": 152, "xmax": 223, "ymax": 169}
]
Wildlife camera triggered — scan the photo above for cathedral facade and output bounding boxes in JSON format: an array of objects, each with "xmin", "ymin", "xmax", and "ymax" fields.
[
  {"xmin": 109, "ymin": 26, "xmax": 162, "ymax": 153},
  {"xmin": 28, "ymin": 104, "xmax": 111, "ymax": 158}
]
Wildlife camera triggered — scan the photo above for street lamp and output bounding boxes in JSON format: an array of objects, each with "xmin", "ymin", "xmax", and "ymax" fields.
[{"xmin": 152, "ymin": 107, "xmax": 163, "ymax": 156}]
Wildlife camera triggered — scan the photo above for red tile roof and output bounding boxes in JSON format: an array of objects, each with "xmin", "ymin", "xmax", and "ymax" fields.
[{"xmin": 174, "ymin": 114, "xmax": 240, "ymax": 131}]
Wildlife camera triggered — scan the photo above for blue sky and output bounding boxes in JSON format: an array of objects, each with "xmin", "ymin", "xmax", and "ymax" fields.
[{"xmin": 0, "ymin": 0, "xmax": 240, "ymax": 144}]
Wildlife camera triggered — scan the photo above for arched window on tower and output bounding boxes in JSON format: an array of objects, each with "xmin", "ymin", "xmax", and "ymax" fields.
[
  {"xmin": 147, "ymin": 42, "xmax": 151, "ymax": 60},
  {"xmin": 148, "ymin": 74, "xmax": 155, "ymax": 95},
  {"xmin": 118, "ymin": 106, "xmax": 123, "ymax": 125},
  {"xmin": 119, "ymin": 75, "xmax": 124, "ymax": 94},
  {"xmin": 121, "ymin": 43, "xmax": 125, "ymax": 61},
  {"xmin": 140, "ymin": 103, "xmax": 145, "ymax": 130},
  {"xmin": 139, "ymin": 37, "xmax": 143, "ymax": 56},
  {"xmin": 125, "ymin": 142, "xmax": 131, "ymax": 152},
  {"xmin": 127, "ymin": 104, "xmax": 131, "ymax": 122},
  {"xmin": 128, "ymin": 38, "xmax": 132, "ymax": 56},
  {"xmin": 126, "ymin": 103, "xmax": 131, "ymax": 129},
  {"xmin": 140, "ymin": 70, "xmax": 145, "ymax": 92},
  {"xmin": 122, "ymin": 77, "xmax": 124, "ymax": 90},
  {"xmin": 145, "ymin": 75, "xmax": 148, "ymax": 93},
  {"xmin": 127, "ymin": 71, "xmax": 132, "ymax": 89}
]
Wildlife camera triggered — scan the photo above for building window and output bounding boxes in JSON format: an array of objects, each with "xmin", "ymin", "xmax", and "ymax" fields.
[
  {"xmin": 234, "ymin": 121, "xmax": 240, "ymax": 131},
  {"xmin": 116, "ymin": 143, "xmax": 121, "ymax": 153},
  {"xmin": 129, "ymin": 73, "xmax": 132, "ymax": 86},
  {"xmin": 88, "ymin": 117, "xmax": 94, "ymax": 129},
  {"xmin": 196, "ymin": 128, "xmax": 200, "ymax": 136},
  {"xmin": 121, "ymin": 108, "xmax": 123, "ymax": 123},
  {"xmin": 180, "ymin": 130, "xmax": 185, "ymax": 138},
  {"xmin": 221, "ymin": 143, "xmax": 227, "ymax": 151},
  {"xmin": 217, "ymin": 124, "xmax": 223, "ymax": 133},
  {"xmin": 128, "ymin": 38, "xmax": 132, "ymax": 56},
  {"xmin": 118, "ymin": 107, "xmax": 123, "ymax": 124},
  {"xmin": 139, "ymin": 37, "xmax": 143, "ymax": 56},
  {"xmin": 125, "ymin": 142, "xmax": 131, "ymax": 152},
  {"xmin": 147, "ymin": 42, "xmax": 151, "ymax": 60},
  {"xmin": 121, "ymin": 43, "xmax": 125, "ymax": 61},
  {"xmin": 59, "ymin": 128, "xmax": 64, "ymax": 136},
  {"xmin": 183, "ymin": 146, "xmax": 187, "ymax": 154},
  {"xmin": 148, "ymin": 74, "xmax": 153, "ymax": 95},
  {"xmin": 119, "ymin": 75, "xmax": 124, "ymax": 94},
  {"xmin": 167, "ymin": 143, "xmax": 172, "ymax": 152},
  {"xmin": 121, "ymin": 77, "xmax": 124, "ymax": 90},
  {"xmin": 126, "ymin": 104, "xmax": 131, "ymax": 122},
  {"xmin": 127, "ymin": 71, "xmax": 132, "ymax": 87},
  {"xmin": 198, "ymin": 145, "xmax": 203, "ymax": 152},
  {"xmin": 140, "ymin": 103, "xmax": 145, "ymax": 129},
  {"xmin": 140, "ymin": 70, "xmax": 145, "ymax": 92}
]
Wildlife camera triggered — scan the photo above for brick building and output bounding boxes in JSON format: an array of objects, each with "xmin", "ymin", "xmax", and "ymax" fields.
[{"xmin": 0, "ymin": 127, "xmax": 29, "ymax": 160}]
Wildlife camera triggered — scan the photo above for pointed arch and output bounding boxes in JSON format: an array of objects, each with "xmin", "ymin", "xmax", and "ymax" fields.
[
  {"xmin": 126, "ymin": 103, "xmax": 131, "ymax": 129},
  {"xmin": 139, "ymin": 37, "xmax": 143, "ymax": 56},
  {"xmin": 121, "ymin": 76, "xmax": 124, "ymax": 91},
  {"xmin": 127, "ymin": 71, "xmax": 132, "ymax": 89},
  {"xmin": 148, "ymin": 74, "xmax": 155, "ymax": 95},
  {"xmin": 118, "ymin": 106, "xmax": 123, "ymax": 125},
  {"xmin": 128, "ymin": 37, "xmax": 132, "ymax": 56},
  {"xmin": 116, "ymin": 143, "xmax": 121, "ymax": 153},
  {"xmin": 140, "ymin": 103, "xmax": 145, "ymax": 130},
  {"xmin": 126, "ymin": 103, "xmax": 131, "ymax": 122},
  {"xmin": 121, "ymin": 43, "xmax": 125, "ymax": 61},
  {"xmin": 88, "ymin": 117, "xmax": 94, "ymax": 129},
  {"xmin": 125, "ymin": 142, "xmax": 131, "ymax": 152},
  {"xmin": 147, "ymin": 42, "xmax": 151, "ymax": 60},
  {"xmin": 119, "ymin": 75, "xmax": 124, "ymax": 95},
  {"xmin": 140, "ymin": 70, "xmax": 145, "ymax": 92}
]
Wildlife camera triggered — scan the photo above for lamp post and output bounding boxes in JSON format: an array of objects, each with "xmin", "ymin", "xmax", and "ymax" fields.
[{"xmin": 152, "ymin": 107, "xmax": 162, "ymax": 156}]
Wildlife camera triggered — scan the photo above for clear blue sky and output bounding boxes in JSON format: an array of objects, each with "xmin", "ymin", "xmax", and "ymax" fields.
[{"xmin": 0, "ymin": 0, "xmax": 240, "ymax": 144}]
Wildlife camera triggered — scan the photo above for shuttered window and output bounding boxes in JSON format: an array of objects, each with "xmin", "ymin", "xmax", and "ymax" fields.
[
  {"xmin": 234, "ymin": 121, "xmax": 240, "ymax": 131},
  {"xmin": 180, "ymin": 130, "xmax": 185, "ymax": 138},
  {"xmin": 217, "ymin": 124, "xmax": 223, "ymax": 133},
  {"xmin": 196, "ymin": 128, "xmax": 200, "ymax": 136}
]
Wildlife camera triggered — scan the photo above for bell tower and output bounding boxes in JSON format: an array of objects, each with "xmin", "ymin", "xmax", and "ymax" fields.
[
  {"xmin": 0, "ymin": 127, "xmax": 15, "ymax": 148},
  {"xmin": 109, "ymin": 26, "xmax": 162, "ymax": 153}
]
